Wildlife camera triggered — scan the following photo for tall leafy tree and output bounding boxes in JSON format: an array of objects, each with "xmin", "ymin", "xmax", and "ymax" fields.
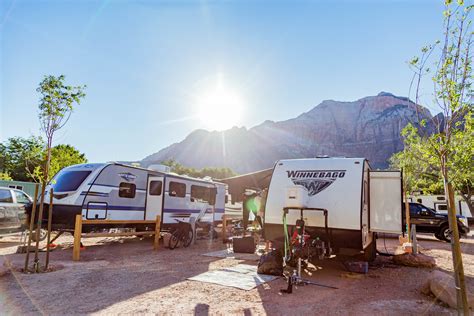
[
  {"xmin": 31, "ymin": 144, "xmax": 88, "ymax": 183},
  {"xmin": 0, "ymin": 136, "xmax": 45, "ymax": 182},
  {"xmin": 32, "ymin": 75, "xmax": 85, "ymax": 270},
  {"xmin": 37, "ymin": 75, "xmax": 86, "ymax": 187},
  {"xmin": 0, "ymin": 137, "xmax": 87, "ymax": 183},
  {"xmin": 160, "ymin": 159, "xmax": 236, "ymax": 179},
  {"xmin": 397, "ymin": 1, "xmax": 473, "ymax": 312}
]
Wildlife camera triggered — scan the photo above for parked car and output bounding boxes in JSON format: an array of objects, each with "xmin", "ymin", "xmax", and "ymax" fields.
[
  {"xmin": 0, "ymin": 186, "xmax": 47, "ymax": 241},
  {"xmin": 403, "ymin": 202, "xmax": 470, "ymax": 242},
  {"xmin": 0, "ymin": 186, "xmax": 32, "ymax": 235}
]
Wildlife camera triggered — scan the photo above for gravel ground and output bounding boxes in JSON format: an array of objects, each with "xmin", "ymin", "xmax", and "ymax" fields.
[{"xmin": 1, "ymin": 231, "xmax": 473, "ymax": 315}]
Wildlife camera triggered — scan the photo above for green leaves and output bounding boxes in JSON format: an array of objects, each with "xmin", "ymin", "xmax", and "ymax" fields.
[
  {"xmin": 161, "ymin": 159, "xmax": 236, "ymax": 179},
  {"xmin": 0, "ymin": 137, "xmax": 87, "ymax": 183},
  {"xmin": 37, "ymin": 75, "xmax": 86, "ymax": 135},
  {"xmin": 0, "ymin": 136, "xmax": 45, "ymax": 182}
]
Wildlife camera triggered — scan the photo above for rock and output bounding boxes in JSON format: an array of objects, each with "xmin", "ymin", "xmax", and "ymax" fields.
[
  {"xmin": 420, "ymin": 281, "xmax": 431, "ymax": 295},
  {"xmin": 427, "ymin": 270, "xmax": 474, "ymax": 309},
  {"xmin": 392, "ymin": 253, "xmax": 436, "ymax": 268}
]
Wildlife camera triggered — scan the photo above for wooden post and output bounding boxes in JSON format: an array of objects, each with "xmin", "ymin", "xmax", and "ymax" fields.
[
  {"xmin": 45, "ymin": 188, "xmax": 54, "ymax": 269},
  {"xmin": 153, "ymin": 215, "xmax": 161, "ymax": 250},
  {"xmin": 411, "ymin": 224, "xmax": 417, "ymax": 254},
  {"xmin": 447, "ymin": 183, "xmax": 469, "ymax": 314},
  {"xmin": 222, "ymin": 215, "xmax": 227, "ymax": 243},
  {"xmin": 24, "ymin": 183, "xmax": 39, "ymax": 272},
  {"xmin": 404, "ymin": 191, "xmax": 411, "ymax": 242},
  {"xmin": 73, "ymin": 214, "xmax": 82, "ymax": 261}
]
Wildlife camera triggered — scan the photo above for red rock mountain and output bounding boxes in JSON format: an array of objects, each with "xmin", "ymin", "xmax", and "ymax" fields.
[{"xmin": 142, "ymin": 92, "xmax": 433, "ymax": 173}]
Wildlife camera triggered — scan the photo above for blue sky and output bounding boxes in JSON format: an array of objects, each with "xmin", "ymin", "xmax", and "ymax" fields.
[{"xmin": 1, "ymin": 0, "xmax": 448, "ymax": 163}]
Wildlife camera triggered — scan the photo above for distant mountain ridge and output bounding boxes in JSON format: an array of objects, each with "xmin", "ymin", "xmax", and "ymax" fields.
[{"xmin": 142, "ymin": 92, "xmax": 433, "ymax": 173}]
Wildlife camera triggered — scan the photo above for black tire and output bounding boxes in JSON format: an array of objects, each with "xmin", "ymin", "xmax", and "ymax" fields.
[
  {"xmin": 439, "ymin": 225, "xmax": 451, "ymax": 242},
  {"xmin": 169, "ymin": 233, "xmax": 180, "ymax": 249},
  {"xmin": 31, "ymin": 229, "xmax": 47, "ymax": 242},
  {"xmin": 183, "ymin": 228, "xmax": 193, "ymax": 248}
]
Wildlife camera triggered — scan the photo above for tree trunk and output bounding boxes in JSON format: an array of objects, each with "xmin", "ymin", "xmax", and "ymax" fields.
[
  {"xmin": 33, "ymin": 136, "xmax": 52, "ymax": 271},
  {"xmin": 443, "ymin": 164, "xmax": 469, "ymax": 315}
]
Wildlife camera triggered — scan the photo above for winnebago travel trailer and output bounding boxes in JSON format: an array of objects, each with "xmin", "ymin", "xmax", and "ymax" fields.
[
  {"xmin": 263, "ymin": 158, "xmax": 403, "ymax": 259},
  {"xmin": 36, "ymin": 163, "xmax": 226, "ymax": 231}
]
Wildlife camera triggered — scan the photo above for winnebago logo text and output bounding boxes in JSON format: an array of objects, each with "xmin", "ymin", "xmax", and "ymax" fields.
[
  {"xmin": 287, "ymin": 170, "xmax": 346, "ymax": 196},
  {"xmin": 118, "ymin": 172, "xmax": 137, "ymax": 182}
]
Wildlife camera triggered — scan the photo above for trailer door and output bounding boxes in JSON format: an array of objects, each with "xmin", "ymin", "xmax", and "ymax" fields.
[
  {"xmin": 369, "ymin": 171, "xmax": 402, "ymax": 233},
  {"xmin": 145, "ymin": 176, "xmax": 164, "ymax": 220}
]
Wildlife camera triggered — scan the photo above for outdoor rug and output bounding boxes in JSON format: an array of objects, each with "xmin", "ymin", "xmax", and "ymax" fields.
[
  {"xmin": 188, "ymin": 264, "xmax": 279, "ymax": 290},
  {"xmin": 201, "ymin": 247, "xmax": 263, "ymax": 261}
]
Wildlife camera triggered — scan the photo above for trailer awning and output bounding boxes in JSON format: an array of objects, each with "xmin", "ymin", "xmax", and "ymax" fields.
[{"xmin": 219, "ymin": 168, "xmax": 273, "ymax": 202}]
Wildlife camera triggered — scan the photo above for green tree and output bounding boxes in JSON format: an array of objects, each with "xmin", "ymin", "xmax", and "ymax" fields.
[
  {"xmin": 161, "ymin": 159, "xmax": 236, "ymax": 179},
  {"xmin": 0, "ymin": 172, "xmax": 12, "ymax": 181},
  {"xmin": 32, "ymin": 75, "xmax": 85, "ymax": 269},
  {"xmin": 37, "ymin": 75, "xmax": 86, "ymax": 186},
  {"xmin": 0, "ymin": 136, "xmax": 45, "ymax": 181},
  {"xmin": 398, "ymin": 2, "xmax": 473, "ymax": 312},
  {"xmin": 31, "ymin": 144, "xmax": 88, "ymax": 183},
  {"xmin": 0, "ymin": 136, "xmax": 87, "ymax": 183},
  {"xmin": 199, "ymin": 167, "xmax": 236, "ymax": 179}
]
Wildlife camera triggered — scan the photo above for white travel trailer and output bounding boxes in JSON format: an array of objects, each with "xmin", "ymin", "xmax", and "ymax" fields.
[
  {"xmin": 408, "ymin": 195, "xmax": 473, "ymax": 220},
  {"xmin": 263, "ymin": 158, "xmax": 403, "ymax": 259},
  {"xmin": 37, "ymin": 163, "xmax": 226, "ymax": 232}
]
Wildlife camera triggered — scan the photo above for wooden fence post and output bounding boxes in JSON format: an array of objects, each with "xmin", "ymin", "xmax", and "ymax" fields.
[
  {"xmin": 73, "ymin": 214, "xmax": 82, "ymax": 261},
  {"xmin": 154, "ymin": 215, "xmax": 161, "ymax": 250},
  {"xmin": 45, "ymin": 188, "xmax": 54, "ymax": 269},
  {"xmin": 24, "ymin": 183, "xmax": 39, "ymax": 272}
]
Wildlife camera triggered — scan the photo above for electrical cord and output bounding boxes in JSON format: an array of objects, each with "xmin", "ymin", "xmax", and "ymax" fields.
[{"xmin": 376, "ymin": 233, "xmax": 396, "ymax": 256}]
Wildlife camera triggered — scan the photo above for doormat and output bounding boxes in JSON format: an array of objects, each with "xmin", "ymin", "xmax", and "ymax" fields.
[
  {"xmin": 201, "ymin": 247, "xmax": 262, "ymax": 261},
  {"xmin": 188, "ymin": 264, "xmax": 279, "ymax": 290}
]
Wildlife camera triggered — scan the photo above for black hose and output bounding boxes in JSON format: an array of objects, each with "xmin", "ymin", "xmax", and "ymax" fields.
[{"xmin": 376, "ymin": 233, "xmax": 396, "ymax": 256}]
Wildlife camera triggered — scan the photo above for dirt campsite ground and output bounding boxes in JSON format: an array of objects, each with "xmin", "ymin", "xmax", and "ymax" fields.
[{"xmin": 1, "ymin": 230, "xmax": 474, "ymax": 315}]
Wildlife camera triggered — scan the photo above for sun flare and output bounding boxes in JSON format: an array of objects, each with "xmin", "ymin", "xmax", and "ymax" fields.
[{"xmin": 196, "ymin": 83, "xmax": 243, "ymax": 131}]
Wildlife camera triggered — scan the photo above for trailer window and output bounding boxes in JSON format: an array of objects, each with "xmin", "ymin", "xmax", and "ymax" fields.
[
  {"xmin": 169, "ymin": 181, "xmax": 186, "ymax": 198},
  {"xmin": 191, "ymin": 185, "xmax": 216, "ymax": 205},
  {"xmin": 437, "ymin": 204, "xmax": 448, "ymax": 211},
  {"xmin": 52, "ymin": 170, "xmax": 91, "ymax": 192},
  {"xmin": 119, "ymin": 182, "xmax": 136, "ymax": 198},
  {"xmin": 149, "ymin": 181, "xmax": 162, "ymax": 196}
]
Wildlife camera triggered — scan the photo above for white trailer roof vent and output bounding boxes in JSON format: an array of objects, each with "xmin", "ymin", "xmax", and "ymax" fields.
[{"xmin": 148, "ymin": 164, "xmax": 171, "ymax": 173}]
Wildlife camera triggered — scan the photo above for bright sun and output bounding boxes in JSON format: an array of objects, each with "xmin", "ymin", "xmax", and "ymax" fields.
[{"xmin": 196, "ymin": 83, "xmax": 243, "ymax": 131}]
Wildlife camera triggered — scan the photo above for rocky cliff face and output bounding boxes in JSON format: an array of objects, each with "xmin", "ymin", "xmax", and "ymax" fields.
[{"xmin": 142, "ymin": 92, "xmax": 433, "ymax": 173}]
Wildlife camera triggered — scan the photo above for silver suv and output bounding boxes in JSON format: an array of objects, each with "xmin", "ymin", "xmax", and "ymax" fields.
[{"xmin": 0, "ymin": 186, "xmax": 32, "ymax": 235}]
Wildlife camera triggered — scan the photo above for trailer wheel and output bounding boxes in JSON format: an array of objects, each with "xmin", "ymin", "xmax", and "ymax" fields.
[{"xmin": 183, "ymin": 229, "xmax": 193, "ymax": 248}]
